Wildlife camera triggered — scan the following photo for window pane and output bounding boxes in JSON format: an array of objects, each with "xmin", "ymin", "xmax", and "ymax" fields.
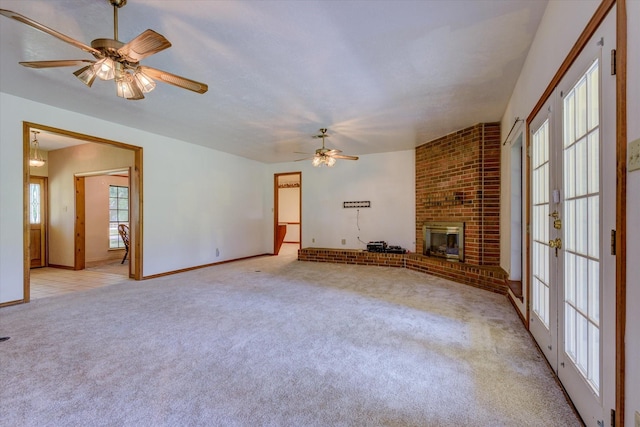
[
  {"xmin": 588, "ymin": 130, "xmax": 599, "ymax": 194},
  {"xmin": 588, "ymin": 63, "xmax": 599, "ymax": 130},
  {"xmin": 589, "ymin": 260, "xmax": 600, "ymax": 324},
  {"xmin": 575, "ymin": 137, "xmax": 587, "ymax": 196},
  {"xmin": 588, "ymin": 196, "xmax": 599, "ymax": 258},
  {"xmin": 575, "ymin": 78, "xmax": 587, "ymax": 139},
  {"xmin": 118, "ymin": 198, "xmax": 128, "ymax": 210},
  {"xmin": 108, "ymin": 185, "xmax": 129, "ymax": 249},
  {"xmin": 564, "ymin": 92, "xmax": 575, "ymax": 147},
  {"xmin": 565, "ymin": 252, "xmax": 576, "ymax": 305}
]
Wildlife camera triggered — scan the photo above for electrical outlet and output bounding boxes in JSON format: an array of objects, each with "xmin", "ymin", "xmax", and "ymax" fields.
[
  {"xmin": 312, "ymin": 238, "xmax": 315, "ymax": 243},
  {"xmin": 341, "ymin": 239, "xmax": 346, "ymax": 245},
  {"xmin": 629, "ymin": 138, "xmax": 640, "ymax": 172},
  {"xmin": 216, "ymin": 248, "xmax": 219, "ymax": 257}
]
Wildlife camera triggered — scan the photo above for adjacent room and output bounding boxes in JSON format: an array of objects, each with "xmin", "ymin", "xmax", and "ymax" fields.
[{"xmin": 1, "ymin": 1, "xmax": 638, "ymax": 426}]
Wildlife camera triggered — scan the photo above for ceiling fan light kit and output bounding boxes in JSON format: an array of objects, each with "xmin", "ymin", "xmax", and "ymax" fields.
[
  {"xmin": 297, "ymin": 128, "xmax": 359, "ymax": 167},
  {"xmin": 0, "ymin": 0, "xmax": 208, "ymax": 100}
]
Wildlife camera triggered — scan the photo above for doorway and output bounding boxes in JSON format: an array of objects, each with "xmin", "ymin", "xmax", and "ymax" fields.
[
  {"xmin": 273, "ymin": 172, "xmax": 301, "ymax": 255},
  {"xmin": 527, "ymin": 9, "xmax": 616, "ymax": 425},
  {"xmin": 22, "ymin": 122, "xmax": 143, "ymax": 303}
]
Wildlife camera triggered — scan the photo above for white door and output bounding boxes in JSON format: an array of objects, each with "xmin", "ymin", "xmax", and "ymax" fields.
[
  {"xmin": 529, "ymin": 102, "xmax": 557, "ymax": 371},
  {"xmin": 528, "ymin": 8, "xmax": 616, "ymax": 426}
]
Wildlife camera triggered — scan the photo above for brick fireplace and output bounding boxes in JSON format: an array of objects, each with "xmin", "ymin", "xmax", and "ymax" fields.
[{"xmin": 416, "ymin": 122, "xmax": 501, "ymax": 266}]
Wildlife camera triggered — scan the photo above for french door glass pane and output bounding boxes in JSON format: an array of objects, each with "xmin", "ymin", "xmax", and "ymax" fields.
[
  {"xmin": 563, "ymin": 60, "xmax": 600, "ymax": 395},
  {"xmin": 532, "ymin": 119, "xmax": 550, "ymax": 328}
]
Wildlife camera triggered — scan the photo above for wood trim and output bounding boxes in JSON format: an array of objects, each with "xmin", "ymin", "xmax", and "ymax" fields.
[
  {"xmin": 527, "ymin": 0, "xmax": 616, "ymax": 124},
  {"xmin": 0, "ymin": 299, "xmax": 25, "ymax": 308},
  {"xmin": 615, "ymin": 1, "xmax": 627, "ymax": 425},
  {"xmin": 22, "ymin": 123, "xmax": 30, "ymax": 303},
  {"xmin": 46, "ymin": 264, "xmax": 75, "ymax": 270},
  {"xmin": 524, "ymin": 122, "xmax": 531, "ymax": 330},
  {"xmin": 74, "ymin": 176, "xmax": 85, "ymax": 270},
  {"xmin": 142, "ymin": 253, "xmax": 271, "ymax": 280},
  {"xmin": 273, "ymin": 175, "xmax": 279, "ymax": 255}
]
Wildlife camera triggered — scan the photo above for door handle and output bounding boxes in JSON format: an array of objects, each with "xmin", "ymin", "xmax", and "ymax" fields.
[{"xmin": 549, "ymin": 238, "xmax": 562, "ymax": 257}]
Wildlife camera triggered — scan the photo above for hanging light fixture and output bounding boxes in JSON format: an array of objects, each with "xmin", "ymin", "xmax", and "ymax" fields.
[{"xmin": 29, "ymin": 130, "xmax": 46, "ymax": 168}]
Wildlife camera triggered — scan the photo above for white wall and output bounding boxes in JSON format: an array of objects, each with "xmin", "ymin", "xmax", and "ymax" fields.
[
  {"xmin": 0, "ymin": 92, "xmax": 267, "ymax": 303},
  {"xmin": 500, "ymin": 0, "xmax": 601, "ymax": 314},
  {"xmin": 625, "ymin": 0, "xmax": 640, "ymax": 424},
  {"xmin": 266, "ymin": 150, "xmax": 416, "ymax": 252}
]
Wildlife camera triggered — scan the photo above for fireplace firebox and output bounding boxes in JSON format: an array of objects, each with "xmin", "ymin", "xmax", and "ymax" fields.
[{"xmin": 423, "ymin": 222, "xmax": 464, "ymax": 262}]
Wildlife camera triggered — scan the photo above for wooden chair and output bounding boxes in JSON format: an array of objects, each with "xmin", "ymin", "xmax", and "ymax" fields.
[{"xmin": 118, "ymin": 224, "xmax": 130, "ymax": 264}]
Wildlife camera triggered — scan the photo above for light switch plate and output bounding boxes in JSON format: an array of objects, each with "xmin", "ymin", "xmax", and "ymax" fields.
[
  {"xmin": 635, "ymin": 410, "xmax": 640, "ymax": 427},
  {"xmin": 629, "ymin": 138, "xmax": 640, "ymax": 172}
]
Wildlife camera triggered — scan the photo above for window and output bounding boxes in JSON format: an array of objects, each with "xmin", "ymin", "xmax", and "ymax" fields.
[{"xmin": 109, "ymin": 185, "xmax": 129, "ymax": 249}]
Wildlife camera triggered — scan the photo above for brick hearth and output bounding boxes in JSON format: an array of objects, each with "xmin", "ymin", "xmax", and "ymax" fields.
[{"xmin": 298, "ymin": 248, "xmax": 508, "ymax": 295}]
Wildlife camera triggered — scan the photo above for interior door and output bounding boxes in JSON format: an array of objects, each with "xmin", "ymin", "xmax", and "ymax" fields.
[
  {"xmin": 527, "ymin": 8, "xmax": 616, "ymax": 426},
  {"xmin": 29, "ymin": 176, "xmax": 47, "ymax": 268}
]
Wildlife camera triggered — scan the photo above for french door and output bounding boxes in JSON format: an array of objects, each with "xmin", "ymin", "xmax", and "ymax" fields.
[{"xmin": 528, "ymin": 8, "xmax": 615, "ymax": 426}]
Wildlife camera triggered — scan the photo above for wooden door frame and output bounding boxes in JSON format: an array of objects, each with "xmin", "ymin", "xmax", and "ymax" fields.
[
  {"xmin": 273, "ymin": 172, "xmax": 302, "ymax": 254},
  {"xmin": 524, "ymin": 0, "xmax": 626, "ymax": 424},
  {"xmin": 22, "ymin": 122, "xmax": 144, "ymax": 302}
]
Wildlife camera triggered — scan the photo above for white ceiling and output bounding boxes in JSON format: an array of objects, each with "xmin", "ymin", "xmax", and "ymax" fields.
[{"xmin": 1, "ymin": 0, "xmax": 548, "ymax": 162}]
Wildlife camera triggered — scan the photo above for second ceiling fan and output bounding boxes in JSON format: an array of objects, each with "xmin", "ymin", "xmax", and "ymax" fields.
[
  {"xmin": 297, "ymin": 128, "xmax": 359, "ymax": 167},
  {"xmin": 0, "ymin": 0, "xmax": 208, "ymax": 100}
]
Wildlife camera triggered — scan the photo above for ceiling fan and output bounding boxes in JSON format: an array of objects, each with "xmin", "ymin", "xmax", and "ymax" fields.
[
  {"xmin": 0, "ymin": 0, "xmax": 208, "ymax": 100},
  {"xmin": 296, "ymin": 128, "xmax": 359, "ymax": 167}
]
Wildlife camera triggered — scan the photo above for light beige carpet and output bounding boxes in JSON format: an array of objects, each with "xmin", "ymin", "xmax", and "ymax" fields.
[{"xmin": 0, "ymin": 248, "xmax": 580, "ymax": 426}]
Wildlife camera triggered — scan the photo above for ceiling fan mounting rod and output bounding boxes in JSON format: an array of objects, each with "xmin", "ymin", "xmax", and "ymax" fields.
[{"xmin": 108, "ymin": 0, "xmax": 126, "ymax": 41}]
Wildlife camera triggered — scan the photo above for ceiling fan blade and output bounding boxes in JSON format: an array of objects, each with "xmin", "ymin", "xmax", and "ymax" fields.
[
  {"xmin": 0, "ymin": 9, "xmax": 100, "ymax": 56},
  {"xmin": 138, "ymin": 66, "xmax": 208, "ymax": 94},
  {"xmin": 19, "ymin": 59, "xmax": 95, "ymax": 68},
  {"xmin": 325, "ymin": 149, "xmax": 342, "ymax": 155},
  {"xmin": 118, "ymin": 29, "xmax": 171, "ymax": 63},
  {"xmin": 331, "ymin": 154, "xmax": 359, "ymax": 160},
  {"xmin": 294, "ymin": 157, "xmax": 314, "ymax": 162}
]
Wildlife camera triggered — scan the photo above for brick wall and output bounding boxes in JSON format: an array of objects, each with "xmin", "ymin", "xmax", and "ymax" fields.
[{"xmin": 416, "ymin": 123, "xmax": 501, "ymax": 266}]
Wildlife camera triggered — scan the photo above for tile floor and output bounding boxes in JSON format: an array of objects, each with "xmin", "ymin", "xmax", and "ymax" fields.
[
  {"xmin": 28, "ymin": 246, "xmax": 300, "ymax": 300},
  {"xmin": 30, "ymin": 264, "xmax": 130, "ymax": 300}
]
